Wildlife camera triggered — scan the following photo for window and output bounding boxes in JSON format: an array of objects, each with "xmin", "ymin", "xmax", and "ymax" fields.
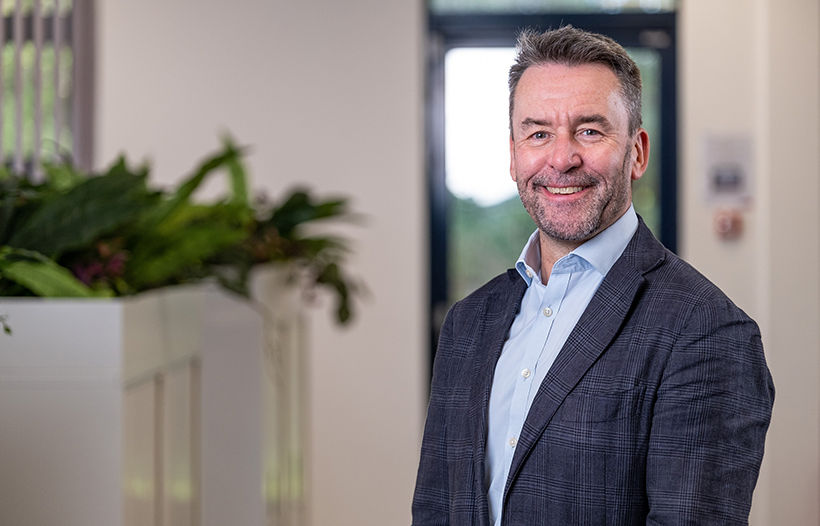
[{"xmin": 1, "ymin": 0, "xmax": 93, "ymax": 175}]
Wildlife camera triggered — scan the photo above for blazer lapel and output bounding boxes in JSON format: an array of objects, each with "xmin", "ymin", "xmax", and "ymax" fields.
[
  {"xmin": 467, "ymin": 271, "xmax": 527, "ymax": 523},
  {"xmin": 504, "ymin": 221, "xmax": 665, "ymax": 492}
]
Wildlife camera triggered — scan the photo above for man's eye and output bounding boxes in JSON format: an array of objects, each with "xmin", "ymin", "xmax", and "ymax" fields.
[
  {"xmin": 580, "ymin": 129, "xmax": 601, "ymax": 137},
  {"xmin": 532, "ymin": 131, "xmax": 547, "ymax": 139}
]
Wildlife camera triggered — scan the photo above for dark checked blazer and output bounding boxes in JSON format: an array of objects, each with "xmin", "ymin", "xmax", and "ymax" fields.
[{"xmin": 412, "ymin": 219, "xmax": 774, "ymax": 526}]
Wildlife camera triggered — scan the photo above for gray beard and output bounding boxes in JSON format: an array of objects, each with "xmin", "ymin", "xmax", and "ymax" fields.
[{"xmin": 517, "ymin": 148, "xmax": 632, "ymax": 243}]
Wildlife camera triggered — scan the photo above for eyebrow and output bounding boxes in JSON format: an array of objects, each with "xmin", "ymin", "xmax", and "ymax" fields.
[
  {"xmin": 519, "ymin": 117, "xmax": 550, "ymax": 129},
  {"xmin": 517, "ymin": 114, "xmax": 612, "ymax": 130},
  {"xmin": 577, "ymin": 114, "xmax": 611, "ymax": 127}
]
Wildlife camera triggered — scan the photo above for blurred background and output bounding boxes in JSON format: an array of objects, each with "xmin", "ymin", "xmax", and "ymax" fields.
[{"xmin": 1, "ymin": 0, "xmax": 818, "ymax": 524}]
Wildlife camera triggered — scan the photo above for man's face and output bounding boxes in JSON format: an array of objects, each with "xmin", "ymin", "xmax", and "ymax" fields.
[{"xmin": 509, "ymin": 63, "xmax": 649, "ymax": 248}]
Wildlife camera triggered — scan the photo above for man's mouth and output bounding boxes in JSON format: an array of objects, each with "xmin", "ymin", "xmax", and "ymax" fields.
[{"xmin": 546, "ymin": 186, "xmax": 585, "ymax": 195}]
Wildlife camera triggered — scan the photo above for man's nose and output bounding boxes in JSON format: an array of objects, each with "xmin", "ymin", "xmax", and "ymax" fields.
[{"xmin": 547, "ymin": 133, "xmax": 582, "ymax": 173}]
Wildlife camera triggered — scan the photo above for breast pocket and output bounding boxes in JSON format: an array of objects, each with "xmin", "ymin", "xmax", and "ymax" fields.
[{"xmin": 552, "ymin": 383, "xmax": 647, "ymax": 423}]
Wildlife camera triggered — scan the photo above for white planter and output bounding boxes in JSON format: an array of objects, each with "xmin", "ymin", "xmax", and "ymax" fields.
[
  {"xmin": 0, "ymin": 298, "xmax": 125, "ymax": 526},
  {"xmin": 252, "ymin": 266, "xmax": 309, "ymax": 526},
  {"xmin": 0, "ymin": 271, "xmax": 306, "ymax": 526},
  {"xmin": 121, "ymin": 283, "xmax": 268, "ymax": 526}
]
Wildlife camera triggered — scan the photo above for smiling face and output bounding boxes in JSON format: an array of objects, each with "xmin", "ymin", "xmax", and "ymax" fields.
[{"xmin": 510, "ymin": 62, "xmax": 649, "ymax": 255}]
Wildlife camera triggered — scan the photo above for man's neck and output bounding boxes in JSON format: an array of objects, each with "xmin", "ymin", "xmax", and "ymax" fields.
[
  {"xmin": 538, "ymin": 234, "xmax": 583, "ymax": 282},
  {"xmin": 536, "ymin": 207, "xmax": 634, "ymax": 282}
]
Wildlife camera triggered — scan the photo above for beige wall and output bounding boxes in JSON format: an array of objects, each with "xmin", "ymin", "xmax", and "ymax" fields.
[
  {"xmin": 96, "ymin": 0, "xmax": 820, "ymax": 524},
  {"xmin": 95, "ymin": 1, "xmax": 426, "ymax": 525},
  {"xmin": 680, "ymin": 0, "xmax": 820, "ymax": 523}
]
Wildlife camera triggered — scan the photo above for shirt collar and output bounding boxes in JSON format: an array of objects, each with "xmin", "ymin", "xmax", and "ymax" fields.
[
  {"xmin": 515, "ymin": 205, "xmax": 638, "ymax": 285},
  {"xmin": 515, "ymin": 230, "xmax": 542, "ymax": 286}
]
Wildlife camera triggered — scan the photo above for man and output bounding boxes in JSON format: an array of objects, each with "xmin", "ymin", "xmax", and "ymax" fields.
[{"xmin": 413, "ymin": 26, "xmax": 774, "ymax": 526}]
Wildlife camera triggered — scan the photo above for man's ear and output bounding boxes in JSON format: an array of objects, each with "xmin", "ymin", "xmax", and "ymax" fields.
[
  {"xmin": 509, "ymin": 134, "xmax": 517, "ymax": 182},
  {"xmin": 630, "ymin": 128, "xmax": 650, "ymax": 181}
]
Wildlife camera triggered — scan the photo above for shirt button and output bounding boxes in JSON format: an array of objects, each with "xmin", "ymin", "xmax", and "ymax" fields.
[
  {"xmin": 508, "ymin": 437, "xmax": 517, "ymax": 448},
  {"xmin": 521, "ymin": 368, "xmax": 531, "ymax": 379},
  {"xmin": 543, "ymin": 307, "xmax": 553, "ymax": 317},
  {"xmin": 525, "ymin": 269, "xmax": 533, "ymax": 278}
]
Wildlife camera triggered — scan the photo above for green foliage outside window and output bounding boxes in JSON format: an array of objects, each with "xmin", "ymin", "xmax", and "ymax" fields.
[
  {"xmin": 449, "ymin": 194, "xmax": 534, "ymax": 303},
  {"xmin": 2, "ymin": 43, "xmax": 74, "ymax": 162},
  {"xmin": 1, "ymin": 0, "xmax": 73, "ymax": 16}
]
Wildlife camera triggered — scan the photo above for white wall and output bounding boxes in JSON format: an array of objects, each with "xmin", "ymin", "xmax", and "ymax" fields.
[
  {"xmin": 95, "ymin": 1, "xmax": 426, "ymax": 525},
  {"xmin": 680, "ymin": 0, "xmax": 820, "ymax": 523}
]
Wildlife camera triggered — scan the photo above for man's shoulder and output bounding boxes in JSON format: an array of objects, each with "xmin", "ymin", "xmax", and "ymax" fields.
[
  {"xmin": 456, "ymin": 269, "xmax": 523, "ymax": 304},
  {"xmin": 650, "ymin": 249, "xmax": 725, "ymax": 297},
  {"xmin": 623, "ymin": 224, "xmax": 754, "ymax": 322},
  {"xmin": 445, "ymin": 270, "xmax": 525, "ymax": 324}
]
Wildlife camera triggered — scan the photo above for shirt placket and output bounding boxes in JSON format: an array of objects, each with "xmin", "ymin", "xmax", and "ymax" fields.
[{"xmin": 499, "ymin": 269, "xmax": 572, "ymax": 469}]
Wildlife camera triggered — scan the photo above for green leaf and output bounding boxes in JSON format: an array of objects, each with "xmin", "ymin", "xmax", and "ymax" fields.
[
  {"xmin": 7, "ymin": 167, "xmax": 155, "ymax": 257},
  {"xmin": 0, "ymin": 176, "xmax": 20, "ymax": 244},
  {"xmin": 268, "ymin": 189, "xmax": 349, "ymax": 238},
  {"xmin": 41, "ymin": 161, "xmax": 87, "ymax": 192},
  {"xmin": 0, "ymin": 248, "xmax": 107, "ymax": 297},
  {"xmin": 154, "ymin": 201, "xmax": 252, "ymax": 238},
  {"xmin": 127, "ymin": 224, "xmax": 247, "ymax": 289},
  {"xmin": 143, "ymin": 144, "xmax": 244, "ymax": 228},
  {"xmin": 0, "ymin": 261, "xmax": 99, "ymax": 297},
  {"xmin": 223, "ymin": 135, "xmax": 250, "ymax": 207},
  {"xmin": 315, "ymin": 262, "xmax": 354, "ymax": 324}
]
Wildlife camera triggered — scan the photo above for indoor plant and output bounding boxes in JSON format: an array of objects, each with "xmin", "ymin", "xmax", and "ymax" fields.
[{"xmin": 0, "ymin": 138, "xmax": 359, "ymax": 324}]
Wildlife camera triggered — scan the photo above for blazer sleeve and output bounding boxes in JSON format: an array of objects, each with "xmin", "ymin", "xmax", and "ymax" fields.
[
  {"xmin": 645, "ymin": 298, "xmax": 774, "ymax": 525},
  {"xmin": 412, "ymin": 308, "xmax": 454, "ymax": 526}
]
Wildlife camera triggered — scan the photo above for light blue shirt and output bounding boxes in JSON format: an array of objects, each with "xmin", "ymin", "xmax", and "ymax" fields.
[{"xmin": 485, "ymin": 206, "xmax": 638, "ymax": 526}]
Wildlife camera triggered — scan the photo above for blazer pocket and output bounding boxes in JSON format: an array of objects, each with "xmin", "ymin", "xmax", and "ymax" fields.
[{"xmin": 552, "ymin": 384, "xmax": 647, "ymax": 423}]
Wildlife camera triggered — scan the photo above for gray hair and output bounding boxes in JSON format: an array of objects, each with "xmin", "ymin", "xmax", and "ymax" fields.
[{"xmin": 509, "ymin": 25, "xmax": 643, "ymax": 135}]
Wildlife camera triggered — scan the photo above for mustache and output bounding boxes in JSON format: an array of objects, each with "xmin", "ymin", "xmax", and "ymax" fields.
[{"xmin": 527, "ymin": 172, "xmax": 599, "ymax": 188}]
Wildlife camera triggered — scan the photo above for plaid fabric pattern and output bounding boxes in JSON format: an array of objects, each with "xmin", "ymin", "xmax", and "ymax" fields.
[{"xmin": 413, "ymin": 220, "xmax": 774, "ymax": 526}]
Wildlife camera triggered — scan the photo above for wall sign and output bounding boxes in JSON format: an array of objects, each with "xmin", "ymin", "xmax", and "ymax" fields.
[{"xmin": 702, "ymin": 133, "xmax": 754, "ymax": 204}]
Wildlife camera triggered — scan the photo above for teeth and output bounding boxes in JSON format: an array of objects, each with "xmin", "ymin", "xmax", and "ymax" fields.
[{"xmin": 546, "ymin": 186, "xmax": 584, "ymax": 195}]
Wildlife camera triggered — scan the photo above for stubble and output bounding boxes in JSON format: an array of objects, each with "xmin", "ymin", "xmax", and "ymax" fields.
[{"xmin": 516, "ymin": 147, "xmax": 633, "ymax": 243}]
